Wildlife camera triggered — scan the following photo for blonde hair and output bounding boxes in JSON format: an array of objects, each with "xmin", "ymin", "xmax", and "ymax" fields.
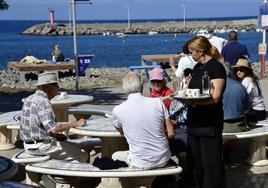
[{"xmin": 188, "ymin": 36, "xmax": 223, "ymax": 62}]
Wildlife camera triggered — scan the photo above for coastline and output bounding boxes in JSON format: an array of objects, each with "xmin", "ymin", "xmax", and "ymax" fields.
[{"xmin": 22, "ymin": 18, "xmax": 258, "ymax": 36}]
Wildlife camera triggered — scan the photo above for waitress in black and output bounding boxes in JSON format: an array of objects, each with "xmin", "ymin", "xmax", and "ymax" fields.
[{"xmin": 185, "ymin": 36, "xmax": 226, "ymax": 188}]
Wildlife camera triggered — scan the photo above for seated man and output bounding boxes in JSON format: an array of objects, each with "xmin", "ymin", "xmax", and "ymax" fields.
[
  {"xmin": 112, "ymin": 71, "xmax": 175, "ymax": 169},
  {"xmin": 222, "ymin": 62, "xmax": 250, "ymax": 133},
  {"xmin": 20, "ymin": 72, "xmax": 88, "ymax": 162},
  {"xmin": 222, "ymin": 62, "xmax": 250, "ymax": 166}
]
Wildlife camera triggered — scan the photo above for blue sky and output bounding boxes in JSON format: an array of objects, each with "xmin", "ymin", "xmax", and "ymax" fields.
[{"xmin": 0, "ymin": 0, "xmax": 262, "ymax": 20}]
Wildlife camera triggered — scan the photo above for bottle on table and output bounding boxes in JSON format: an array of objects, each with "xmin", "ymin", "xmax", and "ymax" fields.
[{"xmin": 202, "ymin": 71, "xmax": 210, "ymax": 95}]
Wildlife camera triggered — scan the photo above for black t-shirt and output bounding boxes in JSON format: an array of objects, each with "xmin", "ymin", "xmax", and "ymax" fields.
[{"xmin": 186, "ymin": 59, "xmax": 226, "ymax": 136}]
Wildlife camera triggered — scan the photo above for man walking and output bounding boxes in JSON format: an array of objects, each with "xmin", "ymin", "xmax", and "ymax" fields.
[{"xmin": 221, "ymin": 31, "xmax": 249, "ymax": 65}]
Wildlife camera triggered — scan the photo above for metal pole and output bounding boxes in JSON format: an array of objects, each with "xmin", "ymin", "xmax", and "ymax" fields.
[
  {"xmin": 69, "ymin": 3, "xmax": 72, "ymax": 28},
  {"xmin": 181, "ymin": 4, "xmax": 186, "ymax": 28},
  {"xmin": 72, "ymin": 0, "xmax": 79, "ymax": 90},
  {"xmin": 262, "ymin": 0, "xmax": 267, "ymax": 79},
  {"xmin": 126, "ymin": 5, "xmax": 130, "ymax": 29}
]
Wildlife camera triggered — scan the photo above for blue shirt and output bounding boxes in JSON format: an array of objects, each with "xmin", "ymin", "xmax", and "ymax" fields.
[
  {"xmin": 221, "ymin": 41, "xmax": 249, "ymax": 65},
  {"xmin": 222, "ymin": 77, "xmax": 250, "ymax": 120}
]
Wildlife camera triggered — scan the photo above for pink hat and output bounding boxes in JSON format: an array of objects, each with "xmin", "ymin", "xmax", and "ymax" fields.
[{"xmin": 149, "ymin": 67, "xmax": 164, "ymax": 81}]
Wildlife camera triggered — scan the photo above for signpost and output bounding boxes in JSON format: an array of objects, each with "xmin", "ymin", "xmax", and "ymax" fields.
[
  {"xmin": 71, "ymin": 0, "xmax": 92, "ymax": 90},
  {"xmin": 259, "ymin": 1, "xmax": 268, "ymax": 78},
  {"xmin": 78, "ymin": 54, "xmax": 94, "ymax": 76}
]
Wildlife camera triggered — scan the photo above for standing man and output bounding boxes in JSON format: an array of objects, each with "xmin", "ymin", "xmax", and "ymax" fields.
[
  {"xmin": 209, "ymin": 32, "xmax": 227, "ymax": 53},
  {"xmin": 221, "ymin": 31, "xmax": 249, "ymax": 65},
  {"xmin": 20, "ymin": 72, "xmax": 88, "ymax": 162},
  {"xmin": 112, "ymin": 72, "xmax": 175, "ymax": 169}
]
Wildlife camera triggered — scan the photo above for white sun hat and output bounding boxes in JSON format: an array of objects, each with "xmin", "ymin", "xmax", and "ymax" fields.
[{"xmin": 37, "ymin": 72, "xmax": 58, "ymax": 86}]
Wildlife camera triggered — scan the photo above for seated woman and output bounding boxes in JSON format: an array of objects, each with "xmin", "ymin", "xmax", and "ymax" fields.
[
  {"xmin": 168, "ymin": 68, "xmax": 193, "ymax": 156},
  {"xmin": 149, "ymin": 67, "xmax": 174, "ymax": 110},
  {"xmin": 234, "ymin": 58, "xmax": 266, "ymax": 124},
  {"xmin": 52, "ymin": 44, "xmax": 65, "ymax": 62}
]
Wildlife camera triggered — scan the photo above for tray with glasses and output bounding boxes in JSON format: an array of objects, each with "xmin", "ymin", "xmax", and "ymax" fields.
[
  {"xmin": 174, "ymin": 94, "xmax": 211, "ymax": 100},
  {"xmin": 173, "ymin": 89, "xmax": 211, "ymax": 100}
]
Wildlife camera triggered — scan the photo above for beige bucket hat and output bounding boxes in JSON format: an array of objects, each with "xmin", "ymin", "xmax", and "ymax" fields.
[{"xmin": 37, "ymin": 72, "xmax": 58, "ymax": 86}]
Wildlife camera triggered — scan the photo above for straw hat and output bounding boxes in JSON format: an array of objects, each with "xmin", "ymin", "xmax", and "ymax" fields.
[
  {"xmin": 37, "ymin": 72, "xmax": 58, "ymax": 86},
  {"xmin": 233, "ymin": 59, "xmax": 252, "ymax": 71}
]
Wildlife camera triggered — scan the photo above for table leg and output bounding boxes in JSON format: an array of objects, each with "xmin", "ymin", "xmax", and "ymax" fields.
[
  {"xmin": 97, "ymin": 178, "xmax": 122, "ymax": 188},
  {"xmin": 247, "ymin": 136, "xmax": 268, "ymax": 166},
  {"xmin": 53, "ymin": 105, "xmax": 69, "ymax": 122},
  {"xmin": 100, "ymin": 137, "xmax": 128, "ymax": 157},
  {"xmin": 0, "ymin": 126, "xmax": 15, "ymax": 150},
  {"xmin": 96, "ymin": 137, "xmax": 129, "ymax": 188},
  {"xmin": 26, "ymin": 171, "xmax": 41, "ymax": 186},
  {"xmin": 120, "ymin": 176, "xmax": 156, "ymax": 188}
]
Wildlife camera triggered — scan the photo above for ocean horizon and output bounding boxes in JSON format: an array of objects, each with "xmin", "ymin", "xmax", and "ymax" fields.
[{"xmin": 0, "ymin": 15, "xmax": 257, "ymax": 23}]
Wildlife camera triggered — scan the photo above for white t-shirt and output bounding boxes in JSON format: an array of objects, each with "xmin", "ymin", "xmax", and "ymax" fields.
[
  {"xmin": 112, "ymin": 93, "xmax": 171, "ymax": 169},
  {"xmin": 241, "ymin": 77, "xmax": 265, "ymax": 111},
  {"xmin": 209, "ymin": 36, "xmax": 227, "ymax": 53},
  {"xmin": 175, "ymin": 55, "xmax": 197, "ymax": 79}
]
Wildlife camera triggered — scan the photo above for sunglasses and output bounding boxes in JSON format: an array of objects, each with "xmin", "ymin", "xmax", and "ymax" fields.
[{"xmin": 235, "ymin": 68, "xmax": 248, "ymax": 73}]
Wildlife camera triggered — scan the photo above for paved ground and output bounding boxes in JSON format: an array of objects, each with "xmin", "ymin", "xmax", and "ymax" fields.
[{"xmin": 1, "ymin": 79, "xmax": 268, "ymax": 187}]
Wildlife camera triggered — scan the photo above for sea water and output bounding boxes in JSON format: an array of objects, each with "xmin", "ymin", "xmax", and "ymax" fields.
[{"xmin": 0, "ymin": 19, "xmax": 263, "ymax": 70}]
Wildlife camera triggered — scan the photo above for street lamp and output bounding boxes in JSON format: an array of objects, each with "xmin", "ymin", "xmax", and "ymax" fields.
[
  {"xmin": 71, "ymin": 0, "xmax": 92, "ymax": 90},
  {"xmin": 125, "ymin": 5, "xmax": 130, "ymax": 29},
  {"xmin": 181, "ymin": 4, "xmax": 186, "ymax": 28}
]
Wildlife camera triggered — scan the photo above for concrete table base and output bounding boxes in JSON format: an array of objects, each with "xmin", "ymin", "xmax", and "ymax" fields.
[
  {"xmin": 0, "ymin": 127, "xmax": 15, "ymax": 150},
  {"xmin": 247, "ymin": 137, "xmax": 268, "ymax": 166}
]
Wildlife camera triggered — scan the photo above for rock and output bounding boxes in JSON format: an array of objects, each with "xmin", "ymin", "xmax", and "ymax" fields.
[{"xmin": 21, "ymin": 19, "xmax": 258, "ymax": 36}]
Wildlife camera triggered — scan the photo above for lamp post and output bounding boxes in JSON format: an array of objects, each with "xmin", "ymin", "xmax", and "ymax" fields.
[
  {"xmin": 71, "ymin": 0, "xmax": 92, "ymax": 90},
  {"xmin": 181, "ymin": 4, "xmax": 186, "ymax": 28},
  {"xmin": 125, "ymin": 5, "xmax": 130, "ymax": 29}
]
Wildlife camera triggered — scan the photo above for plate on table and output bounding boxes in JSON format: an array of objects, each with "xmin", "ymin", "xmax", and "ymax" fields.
[{"xmin": 173, "ymin": 94, "xmax": 210, "ymax": 100}]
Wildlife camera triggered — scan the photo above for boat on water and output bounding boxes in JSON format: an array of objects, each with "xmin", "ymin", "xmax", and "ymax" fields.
[
  {"xmin": 116, "ymin": 32, "xmax": 128, "ymax": 38},
  {"xmin": 148, "ymin": 31, "xmax": 158, "ymax": 35},
  {"xmin": 196, "ymin": 29, "xmax": 211, "ymax": 38}
]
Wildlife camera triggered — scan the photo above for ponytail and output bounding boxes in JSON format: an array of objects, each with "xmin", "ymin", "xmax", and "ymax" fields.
[{"xmin": 208, "ymin": 46, "xmax": 224, "ymax": 62}]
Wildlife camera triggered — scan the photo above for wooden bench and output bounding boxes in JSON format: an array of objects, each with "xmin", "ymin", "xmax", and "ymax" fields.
[
  {"xmin": 223, "ymin": 123, "xmax": 268, "ymax": 166},
  {"xmin": 25, "ymin": 159, "xmax": 182, "ymax": 188}
]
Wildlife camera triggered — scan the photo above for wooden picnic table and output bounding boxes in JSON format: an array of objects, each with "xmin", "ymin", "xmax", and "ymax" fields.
[
  {"xmin": 141, "ymin": 54, "xmax": 181, "ymax": 64},
  {"xmin": 8, "ymin": 61, "xmax": 76, "ymax": 81}
]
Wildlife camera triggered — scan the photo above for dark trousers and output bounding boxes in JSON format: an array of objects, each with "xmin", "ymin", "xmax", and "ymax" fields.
[
  {"xmin": 187, "ymin": 131, "xmax": 226, "ymax": 188},
  {"xmin": 246, "ymin": 108, "xmax": 266, "ymax": 123}
]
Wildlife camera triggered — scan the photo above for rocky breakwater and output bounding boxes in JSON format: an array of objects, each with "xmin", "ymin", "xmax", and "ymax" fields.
[
  {"xmin": 22, "ymin": 19, "xmax": 258, "ymax": 36},
  {"xmin": 0, "ymin": 63, "xmax": 267, "ymax": 91},
  {"xmin": 0, "ymin": 68, "xmax": 130, "ymax": 91}
]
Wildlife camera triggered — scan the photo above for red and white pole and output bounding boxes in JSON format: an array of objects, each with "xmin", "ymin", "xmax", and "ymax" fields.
[{"xmin": 50, "ymin": 9, "xmax": 55, "ymax": 25}]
